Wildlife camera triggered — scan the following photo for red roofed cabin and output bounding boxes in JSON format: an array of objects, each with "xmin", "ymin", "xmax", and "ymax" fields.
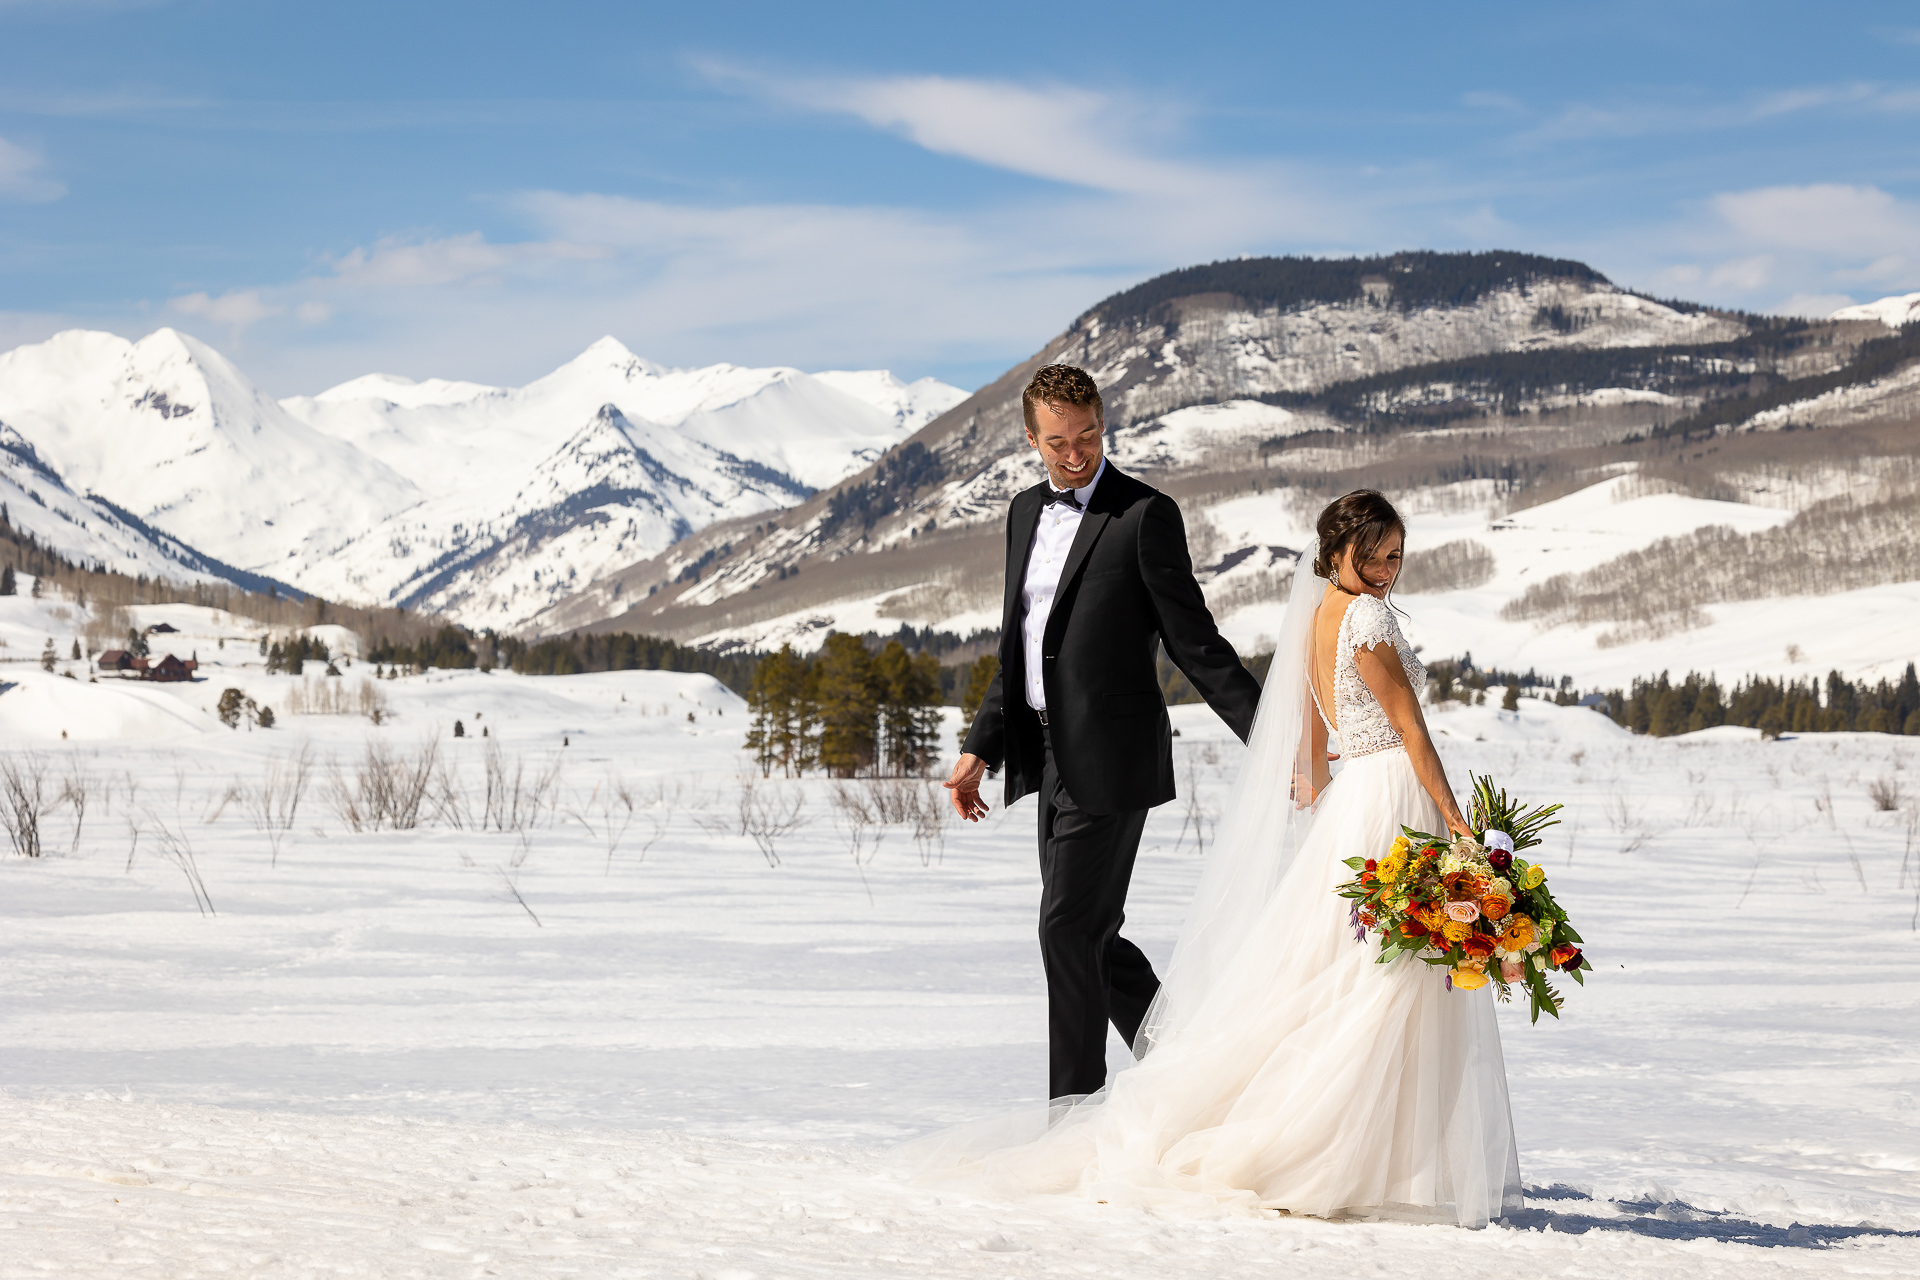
[
  {"xmin": 145, "ymin": 654, "xmax": 197, "ymax": 682},
  {"xmin": 97, "ymin": 650, "xmax": 137, "ymax": 672}
]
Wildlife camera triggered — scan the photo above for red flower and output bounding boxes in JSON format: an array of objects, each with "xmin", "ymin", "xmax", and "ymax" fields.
[
  {"xmin": 1487, "ymin": 848, "xmax": 1513, "ymax": 873},
  {"xmin": 1549, "ymin": 944, "xmax": 1578, "ymax": 967},
  {"xmin": 1402, "ymin": 918, "xmax": 1429, "ymax": 938},
  {"xmin": 1556, "ymin": 946, "xmax": 1585, "ymax": 973},
  {"xmin": 1364, "ymin": 859, "xmax": 1378, "ymax": 872},
  {"xmin": 1462, "ymin": 934, "xmax": 1497, "ymax": 959}
]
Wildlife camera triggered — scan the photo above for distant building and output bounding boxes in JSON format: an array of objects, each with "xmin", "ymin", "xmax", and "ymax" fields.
[
  {"xmin": 1360, "ymin": 274, "xmax": 1392, "ymax": 303},
  {"xmin": 1578, "ymin": 692, "xmax": 1612, "ymax": 717},
  {"xmin": 147, "ymin": 622, "xmax": 180, "ymax": 635},
  {"xmin": 97, "ymin": 649, "xmax": 136, "ymax": 672},
  {"xmin": 145, "ymin": 653, "xmax": 197, "ymax": 682}
]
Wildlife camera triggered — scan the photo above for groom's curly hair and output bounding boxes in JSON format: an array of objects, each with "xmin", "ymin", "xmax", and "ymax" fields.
[{"xmin": 1021, "ymin": 364, "xmax": 1104, "ymax": 435}]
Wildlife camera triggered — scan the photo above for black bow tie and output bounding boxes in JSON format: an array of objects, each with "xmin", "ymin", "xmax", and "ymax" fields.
[{"xmin": 1042, "ymin": 487, "xmax": 1083, "ymax": 510}]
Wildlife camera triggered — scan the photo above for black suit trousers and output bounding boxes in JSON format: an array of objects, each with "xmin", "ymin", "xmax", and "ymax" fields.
[{"xmin": 1038, "ymin": 727, "xmax": 1158, "ymax": 1100}]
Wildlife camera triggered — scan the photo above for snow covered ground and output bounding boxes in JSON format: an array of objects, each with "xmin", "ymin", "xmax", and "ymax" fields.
[{"xmin": 3, "ymin": 655, "xmax": 1919, "ymax": 1276}]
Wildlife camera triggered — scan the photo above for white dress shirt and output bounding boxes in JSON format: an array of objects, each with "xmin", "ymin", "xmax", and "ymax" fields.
[{"xmin": 1021, "ymin": 458, "xmax": 1106, "ymax": 712}]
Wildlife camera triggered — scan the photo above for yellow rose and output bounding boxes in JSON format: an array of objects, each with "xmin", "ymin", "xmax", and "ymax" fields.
[
  {"xmin": 1451, "ymin": 968, "xmax": 1489, "ymax": 990},
  {"xmin": 1521, "ymin": 864, "xmax": 1546, "ymax": 890},
  {"xmin": 1441, "ymin": 919, "xmax": 1474, "ymax": 944}
]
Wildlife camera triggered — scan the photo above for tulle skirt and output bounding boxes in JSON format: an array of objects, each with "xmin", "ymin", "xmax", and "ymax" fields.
[{"xmin": 903, "ymin": 746, "xmax": 1523, "ymax": 1227}]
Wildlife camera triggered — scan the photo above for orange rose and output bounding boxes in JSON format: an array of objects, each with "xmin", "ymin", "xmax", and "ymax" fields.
[
  {"xmin": 1550, "ymin": 944, "xmax": 1579, "ymax": 967},
  {"xmin": 1480, "ymin": 893, "xmax": 1512, "ymax": 922}
]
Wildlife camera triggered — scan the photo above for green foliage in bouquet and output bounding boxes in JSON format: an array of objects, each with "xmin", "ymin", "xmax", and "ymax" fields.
[
  {"xmin": 1335, "ymin": 773, "xmax": 1590, "ymax": 1024},
  {"xmin": 1466, "ymin": 774, "xmax": 1562, "ymax": 852}
]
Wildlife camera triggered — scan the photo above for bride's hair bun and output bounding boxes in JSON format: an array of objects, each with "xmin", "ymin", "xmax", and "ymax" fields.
[{"xmin": 1313, "ymin": 489, "xmax": 1406, "ymax": 579}]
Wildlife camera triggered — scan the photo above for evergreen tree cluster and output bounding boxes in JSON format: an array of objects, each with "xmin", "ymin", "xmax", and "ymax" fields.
[
  {"xmin": 367, "ymin": 625, "xmax": 481, "ymax": 672},
  {"xmin": 1652, "ymin": 321, "xmax": 1920, "ymax": 442},
  {"xmin": 1086, "ymin": 250, "xmax": 1609, "ymax": 330},
  {"xmin": 817, "ymin": 442, "xmax": 948, "ymax": 540},
  {"xmin": 264, "ymin": 633, "xmax": 331, "ymax": 674},
  {"xmin": 499, "ymin": 629, "xmax": 758, "ymax": 693},
  {"xmin": 745, "ymin": 636, "xmax": 945, "ymax": 778},
  {"xmin": 1272, "ymin": 325, "xmax": 1834, "ymax": 433},
  {"xmin": 1601, "ymin": 666, "xmax": 1920, "ymax": 738}
]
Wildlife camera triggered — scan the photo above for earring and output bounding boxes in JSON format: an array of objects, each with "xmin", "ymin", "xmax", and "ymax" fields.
[{"xmin": 1328, "ymin": 565, "xmax": 1342, "ymax": 592}]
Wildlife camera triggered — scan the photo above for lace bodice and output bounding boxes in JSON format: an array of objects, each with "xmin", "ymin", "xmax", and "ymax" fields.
[{"xmin": 1314, "ymin": 594, "xmax": 1426, "ymax": 759}]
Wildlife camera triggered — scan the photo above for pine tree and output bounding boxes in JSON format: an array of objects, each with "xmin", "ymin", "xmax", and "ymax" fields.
[
  {"xmin": 745, "ymin": 644, "xmax": 818, "ymax": 776},
  {"xmin": 69, "ymin": 639, "xmax": 80, "ymax": 661},
  {"xmin": 815, "ymin": 633, "xmax": 880, "ymax": 777},
  {"xmin": 1501, "ymin": 683, "xmax": 1520, "ymax": 712},
  {"xmin": 128, "ymin": 627, "xmax": 150, "ymax": 658},
  {"xmin": 0, "ymin": 565, "xmax": 14, "ymax": 596},
  {"xmin": 958, "ymin": 654, "xmax": 999, "ymax": 747}
]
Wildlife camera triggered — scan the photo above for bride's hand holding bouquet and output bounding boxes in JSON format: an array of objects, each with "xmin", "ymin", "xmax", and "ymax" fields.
[{"xmin": 1336, "ymin": 773, "xmax": 1590, "ymax": 1023}]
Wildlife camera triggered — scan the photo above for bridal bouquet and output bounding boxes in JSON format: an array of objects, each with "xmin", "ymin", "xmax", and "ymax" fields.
[{"xmin": 1336, "ymin": 775, "xmax": 1589, "ymax": 1023}]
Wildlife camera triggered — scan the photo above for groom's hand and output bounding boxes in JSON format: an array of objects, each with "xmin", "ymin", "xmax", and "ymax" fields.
[{"xmin": 944, "ymin": 753, "xmax": 990, "ymax": 822}]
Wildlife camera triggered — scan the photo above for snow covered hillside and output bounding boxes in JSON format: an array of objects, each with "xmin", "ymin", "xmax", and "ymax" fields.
[
  {"xmin": 535, "ymin": 269, "xmax": 1920, "ymax": 700},
  {"xmin": 1, "ymin": 665, "xmax": 1917, "ymax": 1276},
  {"xmin": 0, "ymin": 328, "xmax": 965, "ymax": 629},
  {"xmin": 525, "ymin": 252, "xmax": 1841, "ymax": 644}
]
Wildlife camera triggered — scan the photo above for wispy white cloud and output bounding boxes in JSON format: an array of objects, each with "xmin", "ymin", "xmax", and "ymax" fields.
[
  {"xmin": 171, "ymin": 289, "xmax": 281, "ymax": 328},
  {"xmin": 324, "ymin": 232, "xmax": 605, "ymax": 288},
  {"xmin": 1710, "ymin": 183, "xmax": 1920, "ymax": 258},
  {"xmin": 0, "ymin": 134, "xmax": 64, "ymax": 202},
  {"xmin": 1515, "ymin": 81, "xmax": 1920, "ymax": 144}
]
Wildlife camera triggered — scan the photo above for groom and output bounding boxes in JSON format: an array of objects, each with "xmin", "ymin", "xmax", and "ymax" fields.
[{"xmin": 944, "ymin": 364, "xmax": 1262, "ymax": 1102}]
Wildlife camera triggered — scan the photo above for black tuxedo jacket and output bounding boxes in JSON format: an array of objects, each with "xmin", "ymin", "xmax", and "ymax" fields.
[{"xmin": 961, "ymin": 463, "xmax": 1262, "ymax": 814}]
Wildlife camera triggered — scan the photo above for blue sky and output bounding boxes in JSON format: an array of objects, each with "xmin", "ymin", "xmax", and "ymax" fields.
[{"xmin": 2, "ymin": 0, "xmax": 1918, "ymax": 393}]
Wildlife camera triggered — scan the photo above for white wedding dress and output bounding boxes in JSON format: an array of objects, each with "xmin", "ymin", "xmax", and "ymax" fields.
[{"xmin": 905, "ymin": 550, "xmax": 1522, "ymax": 1228}]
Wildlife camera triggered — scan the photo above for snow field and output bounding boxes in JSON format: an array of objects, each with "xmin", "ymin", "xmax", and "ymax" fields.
[{"xmin": 1, "ymin": 672, "xmax": 1919, "ymax": 1275}]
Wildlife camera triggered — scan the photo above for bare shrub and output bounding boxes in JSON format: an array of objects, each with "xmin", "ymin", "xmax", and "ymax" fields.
[
  {"xmin": 909, "ymin": 784, "xmax": 946, "ymax": 867},
  {"xmin": 570, "ymin": 775, "xmax": 640, "ymax": 873},
  {"xmin": 830, "ymin": 782, "xmax": 884, "ymax": 902},
  {"xmin": 0, "ymin": 754, "xmax": 50, "ymax": 858},
  {"xmin": 738, "ymin": 776, "xmax": 808, "ymax": 868},
  {"xmin": 148, "ymin": 814, "xmax": 215, "ymax": 916},
  {"xmin": 59, "ymin": 762, "xmax": 92, "ymax": 856},
  {"xmin": 636, "ymin": 779, "xmax": 682, "ymax": 862},
  {"xmin": 245, "ymin": 745, "xmax": 314, "ymax": 865},
  {"xmin": 1174, "ymin": 755, "xmax": 1215, "ymax": 857},
  {"xmin": 482, "ymin": 741, "xmax": 561, "ymax": 831},
  {"xmin": 285, "ymin": 677, "xmax": 389, "ymax": 722},
  {"xmin": 330, "ymin": 738, "xmax": 440, "ymax": 832},
  {"xmin": 1399, "ymin": 538, "xmax": 1495, "ymax": 593},
  {"xmin": 1868, "ymin": 775, "xmax": 1906, "ymax": 812}
]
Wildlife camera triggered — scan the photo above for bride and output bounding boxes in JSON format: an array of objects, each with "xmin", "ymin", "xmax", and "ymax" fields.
[{"xmin": 906, "ymin": 490, "xmax": 1523, "ymax": 1228}]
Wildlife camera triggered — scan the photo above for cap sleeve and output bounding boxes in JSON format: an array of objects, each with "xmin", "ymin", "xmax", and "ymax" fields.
[{"xmin": 1343, "ymin": 594, "xmax": 1401, "ymax": 656}]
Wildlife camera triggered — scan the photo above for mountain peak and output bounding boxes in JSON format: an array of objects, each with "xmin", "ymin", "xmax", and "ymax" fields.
[{"xmin": 567, "ymin": 336, "xmax": 670, "ymax": 380}]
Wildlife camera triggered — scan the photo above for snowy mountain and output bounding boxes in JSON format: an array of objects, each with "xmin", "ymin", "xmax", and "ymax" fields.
[
  {"xmin": 0, "ymin": 329, "xmax": 966, "ymax": 627},
  {"xmin": 531, "ymin": 252, "xmax": 1756, "ymax": 639},
  {"xmin": 0, "ymin": 329, "xmax": 420, "ymax": 578},
  {"xmin": 531, "ymin": 252, "xmax": 1920, "ymax": 688}
]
